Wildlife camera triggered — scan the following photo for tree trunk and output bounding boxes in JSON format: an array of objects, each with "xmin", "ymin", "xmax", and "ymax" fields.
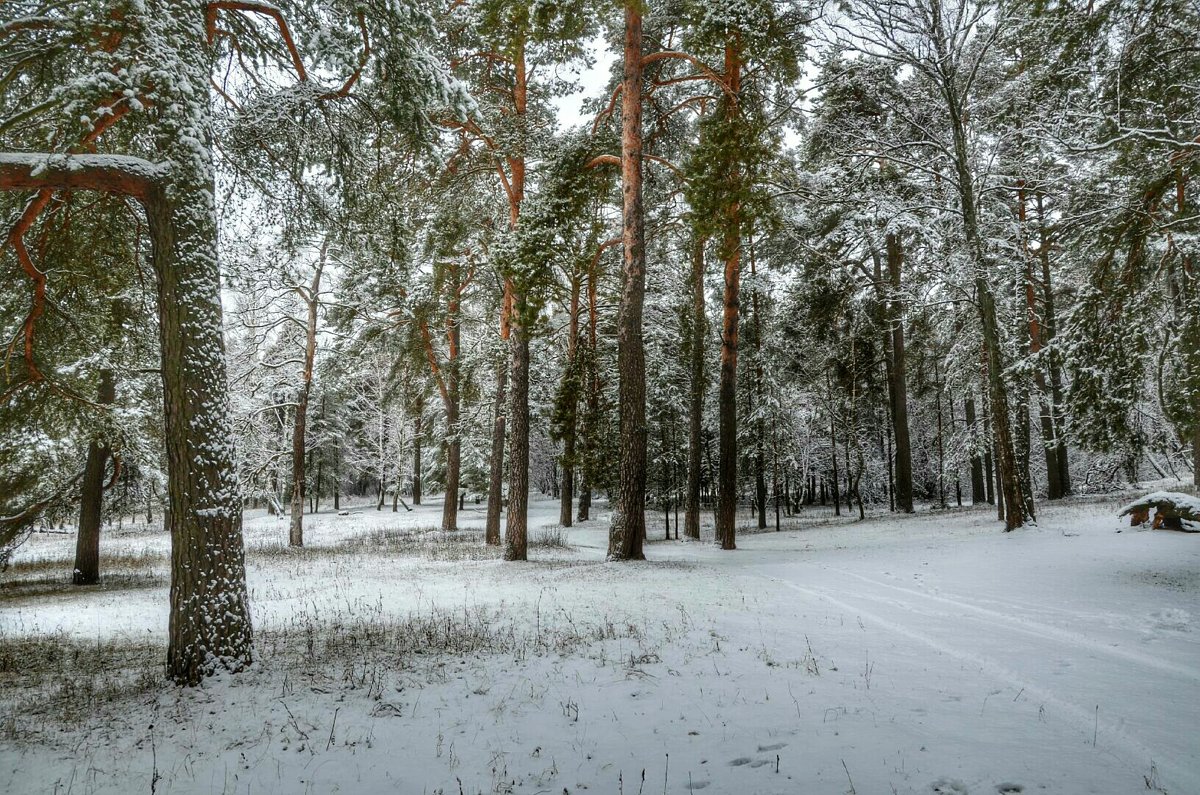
[
  {"xmin": 1194, "ymin": 426, "xmax": 1200, "ymax": 487},
  {"xmin": 947, "ymin": 393, "xmax": 962, "ymax": 506},
  {"xmin": 289, "ymin": 251, "xmax": 323, "ymax": 547},
  {"xmin": 828, "ymin": 370, "xmax": 841, "ymax": 517},
  {"xmin": 504, "ymin": 296, "xmax": 530, "ymax": 561},
  {"xmin": 486, "ymin": 356, "xmax": 507, "ymax": 545},
  {"xmin": 608, "ymin": 2, "xmax": 648, "ymax": 561},
  {"xmin": 412, "ymin": 392, "xmax": 423, "ymax": 505},
  {"xmin": 577, "ymin": 484, "xmax": 591, "ymax": 522},
  {"xmin": 715, "ymin": 40, "xmax": 742, "ymax": 552},
  {"xmin": 560, "ymin": 266, "xmax": 582, "ymax": 527},
  {"xmin": 499, "ymin": 34, "xmax": 530, "ymax": 553},
  {"xmin": 578, "ymin": 247, "xmax": 602, "ymax": 524},
  {"xmin": 950, "ymin": 113, "xmax": 1028, "ymax": 527},
  {"xmin": 772, "ymin": 422, "xmax": 781, "ymax": 530},
  {"xmin": 685, "ymin": 235, "xmax": 705, "ymax": 540},
  {"xmin": 333, "ymin": 446, "xmax": 340, "ymax": 511},
  {"xmin": 150, "ymin": 26, "xmax": 252, "ymax": 681},
  {"xmin": 289, "ymin": 394, "xmax": 308, "ymax": 544},
  {"xmin": 1035, "ymin": 192, "xmax": 1071, "ymax": 496},
  {"xmin": 884, "ymin": 233, "xmax": 914, "ymax": 512},
  {"xmin": 73, "ymin": 369, "xmax": 115, "ymax": 585},
  {"xmin": 443, "ymin": 394, "xmax": 459, "ymax": 533},
  {"xmin": 934, "ymin": 357, "xmax": 947, "ymax": 508},
  {"xmin": 440, "ymin": 265, "xmax": 462, "ymax": 533},
  {"xmin": 1018, "ymin": 182, "xmax": 1062, "ymax": 501},
  {"xmin": 928, "ymin": 0, "xmax": 1030, "ymax": 529},
  {"xmin": 748, "ymin": 237, "xmax": 767, "ymax": 531},
  {"xmin": 965, "ymin": 395, "xmax": 985, "ymax": 503}
]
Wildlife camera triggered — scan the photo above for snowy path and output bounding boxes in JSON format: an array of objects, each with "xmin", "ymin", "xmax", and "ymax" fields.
[{"xmin": 731, "ymin": 506, "xmax": 1200, "ymax": 794}]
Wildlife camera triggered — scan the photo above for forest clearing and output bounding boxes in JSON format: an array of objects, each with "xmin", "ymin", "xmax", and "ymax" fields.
[
  {"xmin": 3, "ymin": 494, "xmax": 1199, "ymax": 794},
  {"xmin": 2, "ymin": 0, "xmax": 1199, "ymax": 792}
]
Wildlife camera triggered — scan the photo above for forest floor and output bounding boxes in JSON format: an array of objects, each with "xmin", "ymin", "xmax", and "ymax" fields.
[{"xmin": 1, "ymin": 490, "xmax": 1198, "ymax": 794}]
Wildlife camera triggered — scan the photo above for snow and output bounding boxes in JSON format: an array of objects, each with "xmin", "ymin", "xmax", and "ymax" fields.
[
  {"xmin": 1120, "ymin": 491, "xmax": 1200, "ymax": 519},
  {"xmin": 0, "ymin": 151, "xmax": 168, "ymax": 180},
  {"xmin": 2, "ymin": 495, "xmax": 1198, "ymax": 794}
]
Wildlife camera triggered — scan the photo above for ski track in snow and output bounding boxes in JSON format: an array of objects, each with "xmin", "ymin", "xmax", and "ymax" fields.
[
  {"xmin": 817, "ymin": 565, "xmax": 1200, "ymax": 683},
  {"xmin": 752, "ymin": 555, "xmax": 1198, "ymax": 792}
]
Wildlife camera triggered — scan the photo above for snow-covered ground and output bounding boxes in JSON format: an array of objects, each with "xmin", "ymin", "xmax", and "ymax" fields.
[{"xmin": 1, "ymin": 493, "xmax": 1197, "ymax": 794}]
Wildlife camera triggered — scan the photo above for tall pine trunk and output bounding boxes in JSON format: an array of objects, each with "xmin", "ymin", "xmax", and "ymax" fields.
[
  {"xmin": 289, "ymin": 253, "xmax": 322, "ymax": 547},
  {"xmin": 559, "ymin": 267, "xmax": 581, "ymax": 527},
  {"xmin": 504, "ymin": 293, "xmax": 530, "ymax": 561},
  {"xmin": 885, "ymin": 233, "xmax": 914, "ymax": 512},
  {"xmin": 412, "ymin": 392, "xmax": 422, "ymax": 505},
  {"xmin": 501, "ymin": 35, "xmax": 531, "ymax": 555},
  {"xmin": 608, "ymin": 2, "xmax": 647, "ymax": 561},
  {"xmin": 440, "ymin": 266, "xmax": 462, "ymax": 533},
  {"xmin": 73, "ymin": 369, "xmax": 115, "ymax": 585},
  {"xmin": 965, "ymin": 395, "xmax": 986, "ymax": 503},
  {"xmin": 939, "ymin": 51, "xmax": 1030, "ymax": 528},
  {"xmin": 827, "ymin": 369, "xmax": 841, "ymax": 517},
  {"xmin": 578, "ymin": 257, "xmax": 600, "ymax": 523},
  {"xmin": 749, "ymin": 237, "xmax": 767, "ymax": 530},
  {"xmin": 1035, "ymin": 193, "xmax": 1070, "ymax": 496},
  {"xmin": 153, "ymin": 8, "xmax": 252, "ymax": 682},
  {"xmin": 485, "ymin": 355, "xmax": 507, "ymax": 545},
  {"xmin": 685, "ymin": 234, "xmax": 705, "ymax": 540},
  {"xmin": 715, "ymin": 40, "xmax": 742, "ymax": 552}
]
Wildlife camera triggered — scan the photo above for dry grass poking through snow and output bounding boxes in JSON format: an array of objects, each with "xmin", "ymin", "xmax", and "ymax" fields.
[
  {"xmin": 0, "ymin": 517, "xmax": 664, "ymax": 749},
  {"xmin": 0, "ymin": 630, "xmax": 164, "ymax": 741},
  {"xmin": 0, "ymin": 592, "xmax": 667, "ymax": 744}
]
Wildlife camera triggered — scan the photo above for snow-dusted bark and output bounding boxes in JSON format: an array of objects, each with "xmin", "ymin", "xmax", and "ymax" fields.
[
  {"xmin": 608, "ymin": 2, "xmax": 647, "ymax": 562},
  {"xmin": 150, "ymin": 1, "xmax": 252, "ymax": 684}
]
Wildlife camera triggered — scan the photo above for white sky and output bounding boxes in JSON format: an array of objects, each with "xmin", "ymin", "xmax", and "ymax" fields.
[{"xmin": 550, "ymin": 36, "xmax": 618, "ymax": 131}]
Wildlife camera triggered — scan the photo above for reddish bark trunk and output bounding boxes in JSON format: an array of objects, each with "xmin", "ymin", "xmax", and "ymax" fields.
[
  {"xmin": 608, "ymin": 2, "xmax": 648, "ymax": 561},
  {"xmin": 715, "ymin": 40, "xmax": 742, "ymax": 551}
]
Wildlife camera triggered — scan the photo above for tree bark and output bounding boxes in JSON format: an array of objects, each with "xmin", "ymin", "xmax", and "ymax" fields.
[
  {"xmin": 500, "ymin": 33, "xmax": 531, "ymax": 554},
  {"xmin": 578, "ymin": 257, "xmax": 599, "ymax": 523},
  {"xmin": 749, "ymin": 236, "xmax": 767, "ymax": 531},
  {"xmin": 608, "ymin": 2, "xmax": 647, "ymax": 561},
  {"xmin": 934, "ymin": 356, "xmax": 948, "ymax": 507},
  {"xmin": 827, "ymin": 369, "xmax": 841, "ymax": 517},
  {"xmin": 1194, "ymin": 426, "xmax": 1200, "ymax": 488},
  {"xmin": 1035, "ymin": 192, "xmax": 1071, "ymax": 496},
  {"xmin": 1019, "ymin": 182, "xmax": 1062, "ymax": 500},
  {"xmin": 559, "ymin": 266, "xmax": 581, "ymax": 527},
  {"xmin": 412, "ymin": 392, "xmax": 423, "ymax": 505},
  {"xmin": 73, "ymin": 369, "xmax": 115, "ymax": 585},
  {"xmin": 965, "ymin": 396, "xmax": 986, "ymax": 503},
  {"xmin": 685, "ymin": 234, "xmax": 706, "ymax": 540},
  {"xmin": 947, "ymin": 104, "xmax": 1028, "ymax": 527},
  {"xmin": 884, "ymin": 233, "xmax": 914, "ymax": 512},
  {"xmin": 440, "ymin": 263, "xmax": 463, "ymax": 533},
  {"xmin": 485, "ymin": 356, "xmax": 507, "ymax": 545},
  {"xmin": 715, "ymin": 40, "xmax": 742, "ymax": 552},
  {"xmin": 143, "ymin": 14, "xmax": 252, "ymax": 680},
  {"xmin": 289, "ymin": 249, "xmax": 323, "ymax": 547},
  {"xmin": 504, "ymin": 294, "xmax": 530, "ymax": 562}
]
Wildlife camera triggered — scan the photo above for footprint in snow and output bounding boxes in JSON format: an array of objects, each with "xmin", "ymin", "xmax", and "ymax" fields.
[
  {"xmin": 748, "ymin": 759, "xmax": 772, "ymax": 769},
  {"xmin": 729, "ymin": 757, "xmax": 752, "ymax": 766},
  {"xmin": 995, "ymin": 785, "xmax": 1024, "ymax": 794},
  {"xmin": 929, "ymin": 778, "xmax": 969, "ymax": 794},
  {"xmin": 686, "ymin": 780, "xmax": 710, "ymax": 790},
  {"xmin": 757, "ymin": 742, "xmax": 787, "ymax": 752},
  {"xmin": 1149, "ymin": 608, "xmax": 1190, "ymax": 632}
]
